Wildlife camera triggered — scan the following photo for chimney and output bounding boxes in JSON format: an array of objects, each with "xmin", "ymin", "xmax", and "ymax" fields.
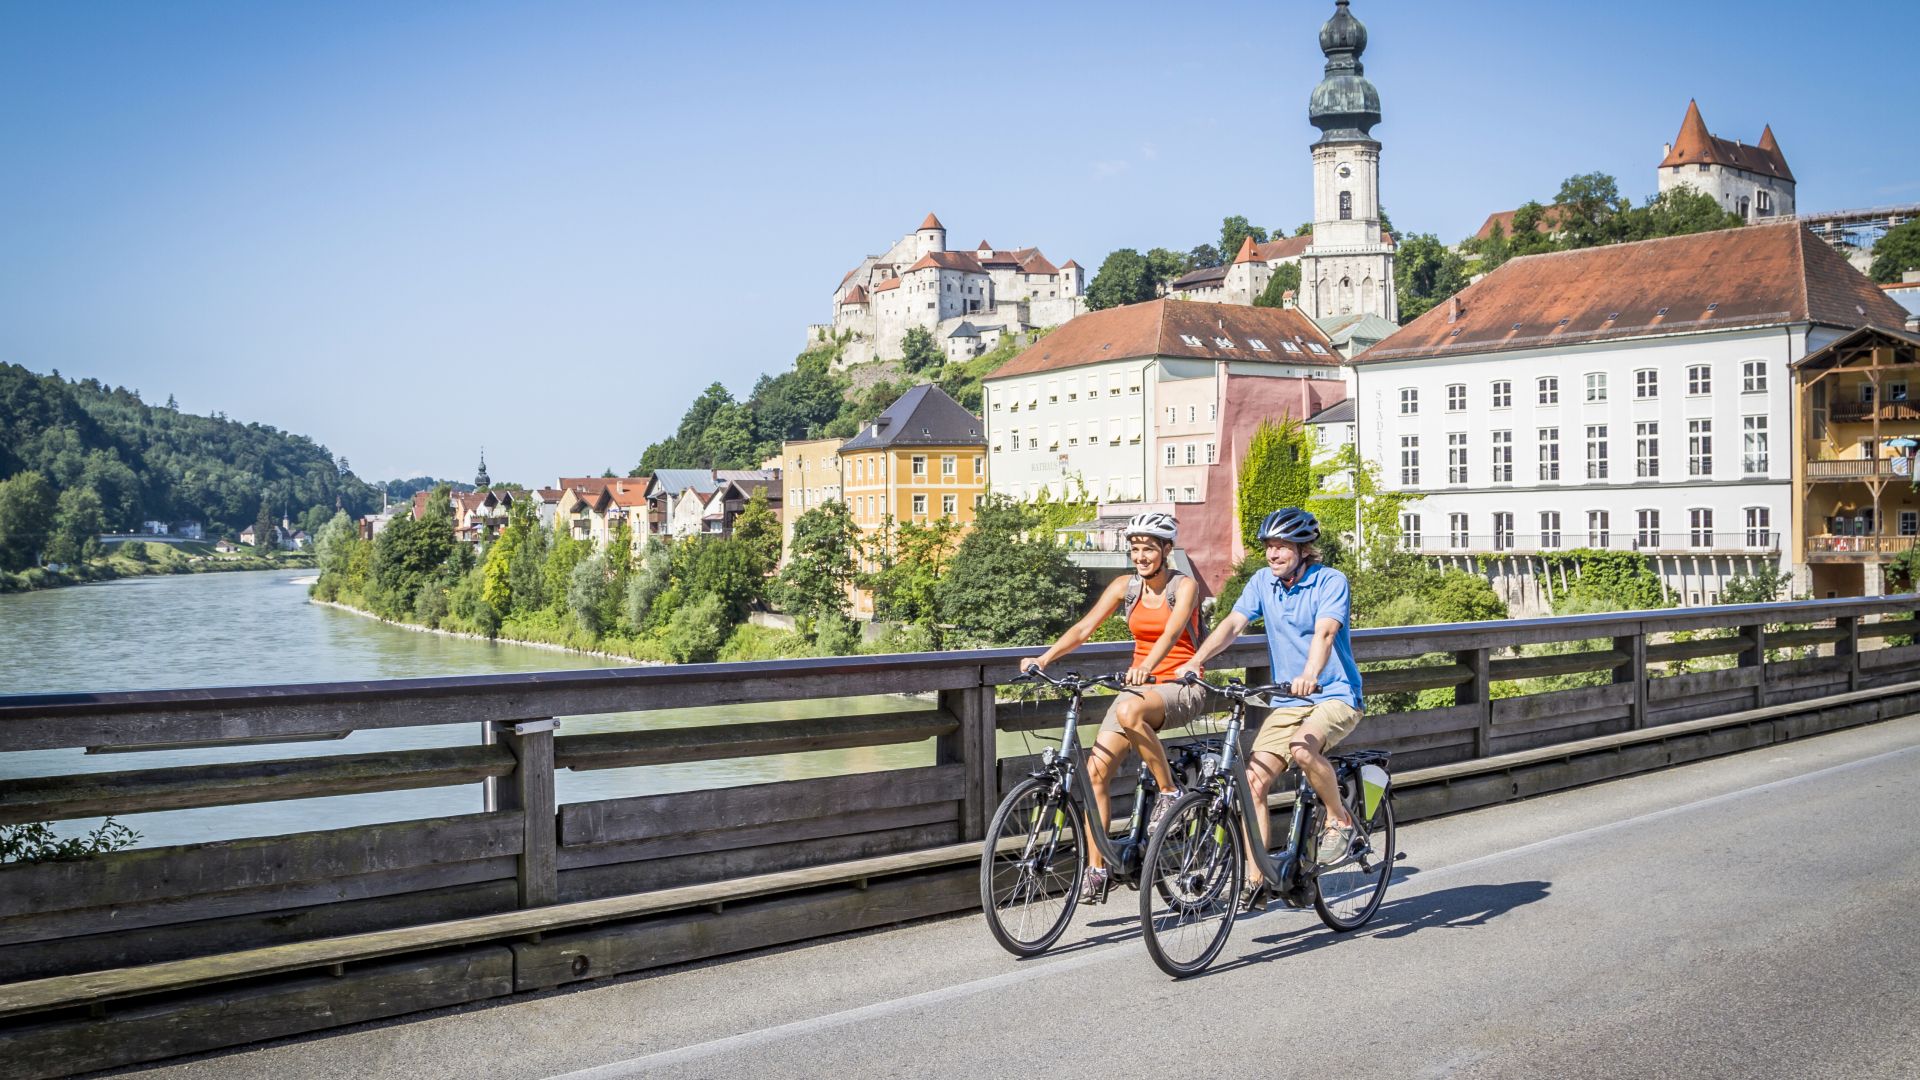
[
  {"xmin": 1447, "ymin": 296, "xmax": 1463, "ymax": 322},
  {"xmin": 1663, "ymin": 142, "xmax": 1671, "ymax": 157},
  {"xmin": 1282, "ymin": 289, "xmax": 1296, "ymax": 311}
]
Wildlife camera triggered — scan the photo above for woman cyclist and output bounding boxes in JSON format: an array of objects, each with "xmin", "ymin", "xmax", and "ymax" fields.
[{"xmin": 1021, "ymin": 511, "xmax": 1209, "ymax": 903}]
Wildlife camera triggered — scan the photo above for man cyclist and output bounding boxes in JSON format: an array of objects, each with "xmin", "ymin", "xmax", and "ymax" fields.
[
  {"xmin": 1177, "ymin": 507, "xmax": 1362, "ymax": 908},
  {"xmin": 1022, "ymin": 511, "xmax": 1208, "ymax": 903}
]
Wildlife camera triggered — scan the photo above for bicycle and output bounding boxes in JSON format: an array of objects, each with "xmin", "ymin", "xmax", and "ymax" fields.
[
  {"xmin": 979, "ymin": 667, "xmax": 1221, "ymax": 957},
  {"xmin": 1137, "ymin": 674, "xmax": 1399, "ymax": 978}
]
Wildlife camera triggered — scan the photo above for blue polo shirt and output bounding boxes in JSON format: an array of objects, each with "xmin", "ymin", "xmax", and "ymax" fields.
[{"xmin": 1230, "ymin": 562, "xmax": 1363, "ymax": 709}]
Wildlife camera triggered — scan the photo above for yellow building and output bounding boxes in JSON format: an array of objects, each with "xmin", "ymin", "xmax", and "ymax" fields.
[
  {"xmin": 1792, "ymin": 326, "xmax": 1920, "ymax": 597},
  {"xmin": 777, "ymin": 437, "xmax": 844, "ymax": 565},
  {"xmin": 837, "ymin": 384, "xmax": 989, "ymax": 615}
]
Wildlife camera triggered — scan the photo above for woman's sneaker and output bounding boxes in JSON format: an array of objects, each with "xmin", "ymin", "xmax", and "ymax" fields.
[
  {"xmin": 1078, "ymin": 866, "xmax": 1111, "ymax": 904},
  {"xmin": 1147, "ymin": 787, "xmax": 1185, "ymax": 833},
  {"xmin": 1316, "ymin": 821, "xmax": 1356, "ymax": 867}
]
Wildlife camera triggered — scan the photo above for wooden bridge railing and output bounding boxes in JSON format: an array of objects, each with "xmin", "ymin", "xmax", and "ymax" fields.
[{"xmin": 0, "ymin": 595, "xmax": 1917, "ymax": 1076}]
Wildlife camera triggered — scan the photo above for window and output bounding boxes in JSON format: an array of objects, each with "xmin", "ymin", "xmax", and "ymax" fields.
[
  {"xmin": 1893, "ymin": 381, "xmax": 1910, "ymax": 403},
  {"xmin": 1448, "ymin": 432, "xmax": 1468, "ymax": 484},
  {"xmin": 1588, "ymin": 510, "xmax": 1610, "ymax": 548},
  {"xmin": 1165, "ymin": 487, "xmax": 1177, "ymax": 501},
  {"xmin": 1491, "ymin": 430, "xmax": 1513, "ymax": 482},
  {"xmin": 1205, "ymin": 442, "xmax": 1217, "ymax": 464},
  {"xmin": 1540, "ymin": 511, "xmax": 1561, "ymax": 550},
  {"xmin": 1538, "ymin": 427, "xmax": 1561, "ymax": 480},
  {"xmin": 912, "ymin": 494, "xmax": 928, "ymax": 516},
  {"xmin": 1901, "ymin": 511, "xmax": 1918, "ymax": 537},
  {"xmin": 1027, "ymin": 427, "xmax": 1038, "ymax": 451},
  {"xmin": 1634, "ymin": 369, "xmax": 1658, "ymax": 399},
  {"xmin": 1185, "ymin": 443, "xmax": 1197, "ymax": 466},
  {"xmin": 1637, "ymin": 509, "xmax": 1660, "ymax": 550},
  {"xmin": 942, "ymin": 493, "xmax": 957, "ymax": 516},
  {"xmin": 1166, "ymin": 406, "xmax": 1177, "ymax": 424},
  {"xmin": 1011, "ymin": 431, "xmax": 1021, "ymax": 451},
  {"xmin": 1493, "ymin": 512, "xmax": 1514, "ymax": 551},
  {"xmin": 973, "ymin": 455, "xmax": 983, "ymax": 475},
  {"xmin": 1636, "ymin": 422, "xmax": 1660, "ymax": 478},
  {"xmin": 1585, "ymin": 372, "xmax": 1608, "ymax": 402},
  {"xmin": 1400, "ymin": 388, "xmax": 1418, "ymax": 415},
  {"xmin": 1339, "ymin": 190, "xmax": 1352, "ymax": 219},
  {"xmin": 1401, "ymin": 513, "xmax": 1422, "ymax": 549},
  {"xmin": 1860, "ymin": 382, "xmax": 1876, "ymax": 405},
  {"xmin": 1490, "ymin": 380, "xmax": 1511, "ymax": 408},
  {"xmin": 1688, "ymin": 364, "xmax": 1711, "ymax": 395},
  {"xmin": 1400, "ymin": 435, "xmax": 1420, "ymax": 486},
  {"xmin": 1179, "ymin": 334, "xmax": 1203, "ymax": 347},
  {"xmin": 911, "ymin": 455, "xmax": 926, "ymax": 477},
  {"xmin": 1745, "ymin": 507, "xmax": 1771, "ymax": 549},
  {"xmin": 1742, "ymin": 360, "xmax": 1768, "ymax": 393},
  {"xmin": 1249, "ymin": 339, "xmax": 1269, "ymax": 351},
  {"xmin": 1447, "ymin": 384, "xmax": 1467, "ymax": 412},
  {"xmin": 1743, "ymin": 416, "xmax": 1769, "ymax": 474},
  {"xmin": 1688, "ymin": 420, "xmax": 1713, "ymax": 476},
  {"xmin": 1165, "ymin": 444, "xmax": 1178, "ymax": 466},
  {"xmin": 1757, "ymin": 190, "xmax": 1773, "ymax": 213},
  {"xmin": 1689, "ymin": 508, "xmax": 1713, "ymax": 549},
  {"xmin": 1538, "ymin": 376, "xmax": 1559, "ymax": 405},
  {"xmin": 1586, "ymin": 425, "xmax": 1610, "ymax": 479},
  {"xmin": 1449, "ymin": 513, "xmax": 1469, "ymax": 549},
  {"xmin": 1212, "ymin": 337, "xmax": 1234, "ymax": 350},
  {"xmin": 1183, "ymin": 486, "xmax": 1196, "ymax": 501},
  {"xmin": 942, "ymin": 455, "xmax": 956, "ymax": 477},
  {"xmin": 1047, "ymin": 380, "xmax": 1059, "ymax": 403},
  {"xmin": 1188, "ymin": 405, "xmax": 1197, "ymax": 423},
  {"xmin": 1209, "ymin": 403, "xmax": 1218, "ymax": 421}
]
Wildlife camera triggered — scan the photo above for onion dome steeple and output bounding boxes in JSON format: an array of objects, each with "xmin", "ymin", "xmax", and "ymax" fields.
[
  {"xmin": 1308, "ymin": 0, "xmax": 1381, "ymax": 145},
  {"xmin": 475, "ymin": 448, "xmax": 490, "ymax": 489}
]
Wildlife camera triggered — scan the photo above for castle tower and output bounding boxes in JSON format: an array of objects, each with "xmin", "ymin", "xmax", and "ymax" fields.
[
  {"xmin": 1299, "ymin": 0, "xmax": 1396, "ymax": 323},
  {"xmin": 914, "ymin": 212, "xmax": 947, "ymax": 259},
  {"xmin": 1222, "ymin": 236, "xmax": 1273, "ymax": 305},
  {"xmin": 1656, "ymin": 100, "xmax": 1795, "ymax": 221}
]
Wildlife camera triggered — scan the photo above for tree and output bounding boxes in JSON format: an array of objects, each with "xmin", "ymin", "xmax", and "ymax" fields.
[
  {"xmin": 542, "ymin": 525, "xmax": 591, "ymax": 614},
  {"xmin": 663, "ymin": 593, "xmax": 729, "ymax": 663},
  {"xmin": 935, "ymin": 495, "xmax": 1084, "ymax": 647},
  {"xmin": 899, "ymin": 326, "xmax": 943, "ymax": 374},
  {"xmin": 1144, "ymin": 247, "xmax": 1186, "ymax": 292},
  {"xmin": 1085, "ymin": 248, "xmax": 1155, "ymax": 310},
  {"xmin": 253, "ymin": 498, "xmax": 277, "ymax": 551},
  {"xmin": 1254, "ymin": 262, "xmax": 1303, "ymax": 308},
  {"xmin": 864, "ymin": 517, "xmax": 961, "ymax": 633},
  {"xmin": 699, "ymin": 401, "xmax": 755, "ymax": 469},
  {"xmin": 1871, "ymin": 219, "xmax": 1920, "ymax": 284},
  {"xmin": 1293, "ymin": 222, "xmax": 1313, "ymax": 237},
  {"xmin": 1625, "ymin": 188, "xmax": 1744, "ymax": 241},
  {"xmin": 1235, "ymin": 419, "xmax": 1314, "ymax": 551},
  {"xmin": 1378, "ymin": 207, "xmax": 1396, "ymax": 240},
  {"xmin": 682, "ymin": 536, "xmax": 765, "ymax": 621},
  {"xmin": 368, "ymin": 495, "xmax": 454, "ymax": 618},
  {"xmin": 732, "ymin": 487, "xmax": 781, "ymax": 577},
  {"xmin": 624, "ymin": 536, "xmax": 673, "ymax": 628},
  {"xmin": 1551, "ymin": 172, "xmax": 1628, "ymax": 250},
  {"xmin": 777, "ymin": 501, "xmax": 860, "ymax": 626},
  {"xmin": 1185, "ymin": 244, "xmax": 1222, "ymax": 271},
  {"xmin": 566, "ymin": 550, "xmax": 613, "ymax": 636},
  {"xmin": 1506, "ymin": 201, "xmax": 1560, "ymax": 258},
  {"xmin": 46, "ymin": 484, "xmax": 105, "ymax": 566},
  {"xmin": 1719, "ymin": 568, "xmax": 1793, "ymax": 605},
  {"xmin": 1217, "ymin": 215, "xmax": 1269, "ymax": 264},
  {"xmin": 1393, "ymin": 233, "xmax": 1472, "ymax": 324},
  {"xmin": 0, "ymin": 471, "xmax": 57, "ymax": 571}
]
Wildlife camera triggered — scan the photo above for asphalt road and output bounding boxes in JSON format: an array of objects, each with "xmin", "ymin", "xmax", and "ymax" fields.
[{"xmin": 124, "ymin": 714, "xmax": 1920, "ymax": 1080}]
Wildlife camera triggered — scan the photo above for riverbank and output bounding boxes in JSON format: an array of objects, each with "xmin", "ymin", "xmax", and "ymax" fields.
[
  {"xmin": 310, "ymin": 596, "xmax": 656, "ymax": 665},
  {"xmin": 0, "ymin": 542, "xmax": 314, "ymax": 594}
]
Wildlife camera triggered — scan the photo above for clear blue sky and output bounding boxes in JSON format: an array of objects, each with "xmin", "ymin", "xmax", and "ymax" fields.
[{"xmin": 3, "ymin": 1, "xmax": 1914, "ymax": 486}]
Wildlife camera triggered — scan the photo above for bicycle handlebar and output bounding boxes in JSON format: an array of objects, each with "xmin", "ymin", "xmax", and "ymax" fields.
[
  {"xmin": 1012, "ymin": 666, "xmax": 1150, "ymax": 696},
  {"xmin": 1178, "ymin": 671, "xmax": 1312, "ymax": 705}
]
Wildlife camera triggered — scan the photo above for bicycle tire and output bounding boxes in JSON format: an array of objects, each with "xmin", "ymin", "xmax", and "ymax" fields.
[
  {"xmin": 980, "ymin": 776, "xmax": 1084, "ymax": 956},
  {"xmin": 1313, "ymin": 793, "xmax": 1395, "ymax": 932},
  {"xmin": 1139, "ymin": 790, "xmax": 1244, "ymax": 978}
]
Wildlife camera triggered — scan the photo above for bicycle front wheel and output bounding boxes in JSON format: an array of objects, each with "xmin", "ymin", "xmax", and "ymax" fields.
[
  {"xmin": 980, "ymin": 776, "xmax": 1083, "ymax": 956},
  {"xmin": 1314, "ymin": 793, "xmax": 1395, "ymax": 932},
  {"xmin": 1139, "ymin": 790, "xmax": 1244, "ymax": 978}
]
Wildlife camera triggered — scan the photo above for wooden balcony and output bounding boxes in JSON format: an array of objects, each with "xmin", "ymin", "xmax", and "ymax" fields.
[
  {"xmin": 1805, "ymin": 457, "xmax": 1911, "ymax": 481},
  {"xmin": 1805, "ymin": 534, "xmax": 1919, "ymax": 560}
]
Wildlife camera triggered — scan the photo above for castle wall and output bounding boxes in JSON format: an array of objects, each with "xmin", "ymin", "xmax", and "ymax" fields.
[{"xmin": 1659, "ymin": 163, "xmax": 1795, "ymax": 221}]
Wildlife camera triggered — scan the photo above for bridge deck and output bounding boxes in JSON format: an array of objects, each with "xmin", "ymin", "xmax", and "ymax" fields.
[{"xmin": 116, "ymin": 713, "xmax": 1920, "ymax": 1080}]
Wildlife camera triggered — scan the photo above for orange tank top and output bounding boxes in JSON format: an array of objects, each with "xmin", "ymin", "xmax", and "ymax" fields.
[{"xmin": 1128, "ymin": 582, "xmax": 1199, "ymax": 681}]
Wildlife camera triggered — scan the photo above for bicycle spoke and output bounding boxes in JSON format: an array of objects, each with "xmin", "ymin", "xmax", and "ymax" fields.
[
  {"xmin": 981, "ymin": 777, "xmax": 1082, "ymax": 956},
  {"xmin": 1314, "ymin": 791, "xmax": 1395, "ymax": 932},
  {"xmin": 1140, "ymin": 792, "xmax": 1242, "ymax": 977}
]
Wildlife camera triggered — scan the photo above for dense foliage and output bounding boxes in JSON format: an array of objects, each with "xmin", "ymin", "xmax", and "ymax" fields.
[
  {"xmin": 1463, "ymin": 175, "xmax": 1745, "ymax": 274},
  {"xmin": 1871, "ymin": 219, "xmax": 1920, "ymax": 285}
]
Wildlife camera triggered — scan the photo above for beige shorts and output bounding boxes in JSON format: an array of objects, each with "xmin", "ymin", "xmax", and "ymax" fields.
[
  {"xmin": 1249, "ymin": 699, "xmax": 1362, "ymax": 759},
  {"xmin": 1098, "ymin": 681, "xmax": 1209, "ymax": 735}
]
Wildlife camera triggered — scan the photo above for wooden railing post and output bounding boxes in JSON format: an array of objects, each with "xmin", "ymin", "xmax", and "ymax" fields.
[
  {"xmin": 1457, "ymin": 648, "xmax": 1493, "ymax": 757},
  {"xmin": 494, "ymin": 718, "xmax": 559, "ymax": 908},
  {"xmin": 937, "ymin": 681, "xmax": 995, "ymax": 842},
  {"xmin": 1837, "ymin": 615, "xmax": 1861, "ymax": 692},
  {"xmin": 1614, "ymin": 630, "xmax": 1647, "ymax": 729},
  {"xmin": 1739, "ymin": 624, "xmax": 1769, "ymax": 709}
]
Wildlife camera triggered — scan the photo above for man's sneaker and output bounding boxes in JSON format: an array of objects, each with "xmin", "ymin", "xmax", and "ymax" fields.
[
  {"xmin": 1147, "ymin": 787, "xmax": 1185, "ymax": 834},
  {"xmin": 1238, "ymin": 879, "xmax": 1269, "ymax": 913},
  {"xmin": 1316, "ymin": 821, "xmax": 1356, "ymax": 867},
  {"xmin": 1078, "ymin": 866, "xmax": 1111, "ymax": 904}
]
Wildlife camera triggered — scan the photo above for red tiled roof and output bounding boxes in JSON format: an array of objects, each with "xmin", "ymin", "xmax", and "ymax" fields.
[
  {"xmin": 1356, "ymin": 222, "xmax": 1905, "ymax": 364},
  {"xmin": 837, "ymin": 266, "xmax": 861, "ymax": 292},
  {"xmin": 841, "ymin": 284, "xmax": 869, "ymax": 305},
  {"xmin": 906, "ymin": 250, "xmax": 987, "ymax": 274},
  {"xmin": 987, "ymin": 299, "xmax": 1337, "ymax": 378},
  {"xmin": 1657, "ymin": 99, "xmax": 1794, "ymax": 182},
  {"xmin": 1061, "ymin": 259, "xmax": 1080, "ymax": 269},
  {"xmin": 1232, "ymin": 236, "xmax": 1260, "ymax": 264},
  {"xmin": 536, "ymin": 488, "xmax": 562, "ymax": 501},
  {"xmin": 1255, "ymin": 235, "xmax": 1311, "ymax": 261},
  {"xmin": 977, "ymin": 240, "xmax": 992, "ymax": 250},
  {"xmin": 919, "ymin": 212, "xmax": 944, "ymax": 231},
  {"xmin": 1471, "ymin": 206, "xmax": 1565, "ymax": 242},
  {"xmin": 871, "ymin": 277, "xmax": 902, "ymax": 293},
  {"xmin": 1019, "ymin": 252, "xmax": 1060, "ymax": 276}
]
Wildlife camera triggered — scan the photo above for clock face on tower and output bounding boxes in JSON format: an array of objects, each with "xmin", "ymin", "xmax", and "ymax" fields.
[{"xmin": 1337, "ymin": 164, "xmax": 1352, "ymax": 179}]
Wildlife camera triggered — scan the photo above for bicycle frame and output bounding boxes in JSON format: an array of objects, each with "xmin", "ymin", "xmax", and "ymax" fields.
[
  {"xmin": 1049, "ymin": 682, "xmax": 1144, "ymax": 871},
  {"xmin": 1209, "ymin": 695, "xmax": 1312, "ymax": 896}
]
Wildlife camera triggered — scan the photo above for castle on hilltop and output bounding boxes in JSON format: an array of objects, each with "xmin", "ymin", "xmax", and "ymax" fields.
[{"xmin": 811, "ymin": 214, "xmax": 1087, "ymax": 368}]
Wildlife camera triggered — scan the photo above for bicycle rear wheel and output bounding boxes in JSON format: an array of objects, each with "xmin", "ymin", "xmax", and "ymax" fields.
[
  {"xmin": 980, "ymin": 776, "xmax": 1083, "ymax": 956},
  {"xmin": 1139, "ymin": 791, "xmax": 1243, "ymax": 978},
  {"xmin": 1314, "ymin": 792, "xmax": 1395, "ymax": 932}
]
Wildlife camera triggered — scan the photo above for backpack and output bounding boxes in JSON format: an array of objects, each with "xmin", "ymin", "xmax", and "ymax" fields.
[{"xmin": 1123, "ymin": 568, "xmax": 1203, "ymax": 654}]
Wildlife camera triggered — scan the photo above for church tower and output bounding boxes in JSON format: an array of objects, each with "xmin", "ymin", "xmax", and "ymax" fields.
[
  {"xmin": 1299, "ymin": 1, "xmax": 1396, "ymax": 324},
  {"xmin": 475, "ymin": 448, "xmax": 490, "ymax": 490}
]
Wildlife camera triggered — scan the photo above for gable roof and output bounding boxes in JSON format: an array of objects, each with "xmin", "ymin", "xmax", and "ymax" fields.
[
  {"xmin": 648, "ymin": 469, "xmax": 721, "ymax": 498},
  {"xmin": 871, "ymin": 276, "xmax": 902, "ymax": 293},
  {"xmin": 906, "ymin": 250, "xmax": 987, "ymax": 275},
  {"xmin": 1255, "ymin": 235, "xmax": 1312, "ymax": 261},
  {"xmin": 1169, "ymin": 264, "xmax": 1229, "ymax": 291},
  {"xmin": 1658, "ymin": 99, "xmax": 1794, "ymax": 182},
  {"xmin": 987, "ymin": 299, "xmax": 1338, "ymax": 379},
  {"xmin": 1306, "ymin": 399, "xmax": 1355, "ymax": 425},
  {"xmin": 838, "ymin": 384, "xmax": 985, "ymax": 451},
  {"xmin": 840, "ymin": 284, "xmax": 868, "ymax": 305},
  {"xmin": 1472, "ymin": 206, "xmax": 1563, "ymax": 242},
  {"xmin": 1357, "ymin": 222, "xmax": 1907, "ymax": 364}
]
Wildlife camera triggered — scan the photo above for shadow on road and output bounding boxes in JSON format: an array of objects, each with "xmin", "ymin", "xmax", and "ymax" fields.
[{"xmin": 1193, "ymin": 875, "xmax": 1553, "ymax": 977}]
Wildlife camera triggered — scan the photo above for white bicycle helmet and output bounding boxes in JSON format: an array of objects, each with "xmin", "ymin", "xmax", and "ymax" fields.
[{"xmin": 1124, "ymin": 511, "xmax": 1178, "ymax": 544}]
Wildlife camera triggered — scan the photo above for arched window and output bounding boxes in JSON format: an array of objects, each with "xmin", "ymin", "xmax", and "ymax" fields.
[{"xmin": 1339, "ymin": 190, "xmax": 1353, "ymax": 220}]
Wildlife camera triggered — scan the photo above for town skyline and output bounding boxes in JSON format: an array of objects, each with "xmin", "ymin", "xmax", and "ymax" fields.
[{"xmin": 2, "ymin": 0, "xmax": 1914, "ymax": 485}]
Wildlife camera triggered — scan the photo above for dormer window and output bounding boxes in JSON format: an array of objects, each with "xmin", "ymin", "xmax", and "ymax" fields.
[
  {"xmin": 1179, "ymin": 334, "xmax": 1203, "ymax": 347},
  {"xmin": 1249, "ymin": 339, "xmax": 1269, "ymax": 351},
  {"xmin": 1280, "ymin": 341, "xmax": 1302, "ymax": 354},
  {"xmin": 1214, "ymin": 337, "xmax": 1235, "ymax": 349},
  {"xmin": 1306, "ymin": 343, "xmax": 1328, "ymax": 355}
]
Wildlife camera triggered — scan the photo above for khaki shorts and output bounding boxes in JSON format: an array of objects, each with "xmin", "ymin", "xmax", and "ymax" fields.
[
  {"xmin": 1249, "ymin": 699, "xmax": 1362, "ymax": 759},
  {"xmin": 1098, "ymin": 681, "xmax": 1209, "ymax": 735}
]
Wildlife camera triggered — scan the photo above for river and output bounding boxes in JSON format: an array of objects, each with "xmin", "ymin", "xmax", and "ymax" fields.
[{"xmin": 0, "ymin": 570, "xmax": 943, "ymax": 848}]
